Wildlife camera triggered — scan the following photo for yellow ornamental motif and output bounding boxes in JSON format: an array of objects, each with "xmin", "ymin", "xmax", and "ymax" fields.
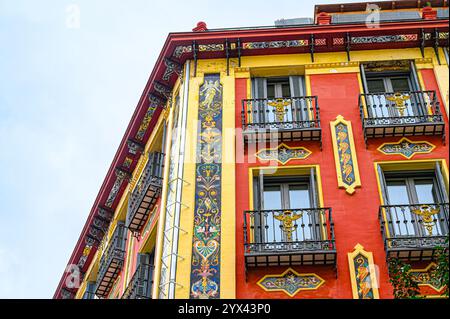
[
  {"xmin": 411, "ymin": 205, "xmax": 440, "ymax": 236},
  {"xmin": 268, "ymin": 99, "xmax": 291, "ymax": 122},
  {"xmin": 274, "ymin": 210, "xmax": 303, "ymax": 241},
  {"xmin": 387, "ymin": 93, "xmax": 410, "ymax": 116}
]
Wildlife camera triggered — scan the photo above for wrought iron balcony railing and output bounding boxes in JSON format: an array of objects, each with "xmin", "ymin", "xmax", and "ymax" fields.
[
  {"xmin": 241, "ymin": 96, "xmax": 321, "ymax": 144},
  {"xmin": 122, "ymin": 264, "xmax": 154, "ymax": 299},
  {"xmin": 94, "ymin": 223, "xmax": 127, "ymax": 298},
  {"xmin": 359, "ymin": 91, "xmax": 445, "ymax": 142},
  {"xmin": 243, "ymin": 208, "xmax": 336, "ymax": 267},
  {"xmin": 126, "ymin": 152, "xmax": 164, "ymax": 233},
  {"xmin": 379, "ymin": 203, "xmax": 449, "ymax": 261}
]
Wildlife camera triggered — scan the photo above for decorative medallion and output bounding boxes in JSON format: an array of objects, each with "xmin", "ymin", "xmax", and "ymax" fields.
[
  {"xmin": 190, "ymin": 74, "xmax": 223, "ymax": 299},
  {"xmin": 410, "ymin": 263, "xmax": 444, "ymax": 292},
  {"xmin": 257, "ymin": 268, "xmax": 325, "ymax": 297},
  {"xmin": 255, "ymin": 143, "xmax": 311, "ymax": 165},
  {"xmin": 330, "ymin": 115, "xmax": 361, "ymax": 195},
  {"xmin": 377, "ymin": 138, "xmax": 435, "ymax": 159},
  {"xmin": 348, "ymin": 244, "xmax": 380, "ymax": 299}
]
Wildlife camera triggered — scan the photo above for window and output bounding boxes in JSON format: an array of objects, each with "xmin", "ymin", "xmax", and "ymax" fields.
[
  {"xmin": 251, "ymin": 76, "xmax": 309, "ymax": 124},
  {"xmin": 377, "ymin": 162, "xmax": 449, "ymax": 238},
  {"xmin": 360, "ymin": 60, "xmax": 428, "ymax": 119},
  {"xmin": 252, "ymin": 168, "xmax": 322, "ymax": 245}
]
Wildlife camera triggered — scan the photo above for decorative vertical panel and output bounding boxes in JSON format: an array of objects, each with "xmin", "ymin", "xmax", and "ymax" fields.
[
  {"xmin": 190, "ymin": 74, "xmax": 223, "ymax": 299},
  {"xmin": 330, "ymin": 115, "xmax": 361, "ymax": 195},
  {"xmin": 348, "ymin": 244, "xmax": 380, "ymax": 299}
]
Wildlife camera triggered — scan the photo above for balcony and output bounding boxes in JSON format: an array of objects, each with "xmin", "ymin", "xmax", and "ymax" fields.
[
  {"xmin": 359, "ymin": 91, "xmax": 445, "ymax": 143},
  {"xmin": 379, "ymin": 203, "xmax": 449, "ymax": 261},
  {"xmin": 243, "ymin": 208, "xmax": 336, "ymax": 268},
  {"xmin": 241, "ymin": 96, "xmax": 321, "ymax": 145},
  {"xmin": 122, "ymin": 264, "xmax": 154, "ymax": 299},
  {"xmin": 94, "ymin": 223, "xmax": 127, "ymax": 298},
  {"xmin": 126, "ymin": 152, "xmax": 164, "ymax": 233}
]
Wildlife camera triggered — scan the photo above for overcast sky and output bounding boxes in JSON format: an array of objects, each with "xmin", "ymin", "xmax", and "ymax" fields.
[{"xmin": 0, "ymin": 0, "xmax": 363, "ymax": 298}]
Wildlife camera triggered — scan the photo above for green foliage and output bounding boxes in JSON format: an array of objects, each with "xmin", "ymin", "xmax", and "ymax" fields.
[
  {"xmin": 388, "ymin": 258, "xmax": 421, "ymax": 299},
  {"xmin": 433, "ymin": 237, "xmax": 449, "ymax": 297}
]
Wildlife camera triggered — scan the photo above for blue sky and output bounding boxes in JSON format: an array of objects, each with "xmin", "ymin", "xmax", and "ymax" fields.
[{"xmin": 0, "ymin": 0, "xmax": 362, "ymax": 298}]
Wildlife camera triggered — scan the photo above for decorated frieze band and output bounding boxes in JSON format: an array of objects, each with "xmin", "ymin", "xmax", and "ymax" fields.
[
  {"xmin": 348, "ymin": 244, "xmax": 380, "ymax": 299},
  {"xmin": 172, "ymin": 31, "xmax": 448, "ymax": 59},
  {"xmin": 257, "ymin": 268, "xmax": 325, "ymax": 297},
  {"xmin": 255, "ymin": 143, "xmax": 312, "ymax": 165},
  {"xmin": 377, "ymin": 138, "xmax": 435, "ymax": 159},
  {"xmin": 330, "ymin": 115, "xmax": 361, "ymax": 195},
  {"xmin": 190, "ymin": 74, "xmax": 223, "ymax": 299}
]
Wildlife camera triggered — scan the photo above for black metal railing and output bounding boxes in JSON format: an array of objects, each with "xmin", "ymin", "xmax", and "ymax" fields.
[
  {"xmin": 359, "ymin": 90, "xmax": 445, "ymax": 139},
  {"xmin": 94, "ymin": 223, "xmax": 127, "ymax": 297},
  {"xmin": 126, "ymin": 152, "xmax": 164, "ymax": 232},
  {"xmin": 243, "ymin": 208, "xmax": 335, "ymax": 254},
  {"xmin": 241, "ymin": 96, "xmax": 321, "ymax": 142},
  {"xmin": 122, "ymin": 264, "xmax": 154, "ymax": 299},
  {"xmin": 379, "ymin": 203, "xmax": 449, "ymax": 257}
]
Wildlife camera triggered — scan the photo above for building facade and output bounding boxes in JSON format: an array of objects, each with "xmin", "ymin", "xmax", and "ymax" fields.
[{"xmin": 54, "ymin": 0, "xmax": 449, "ymax": 300}]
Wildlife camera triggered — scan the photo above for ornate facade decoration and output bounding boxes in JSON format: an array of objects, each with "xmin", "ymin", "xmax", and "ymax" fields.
[
  {"xmin": 199, "ymin": 44, "xmax": 225, "ymax": 52},
  {"xmin": 351, "ymin": 34, "xmax": 417, "ymax": 44},
  {"xmin": 411, "ymin": 205, "xmax": 441, "ymax": 236},
  {"xmin": 154, "ymin": 82, "xmax": 172, "ymax": 100},
  {"xmin": 190, "ymin": 74, "xmax": 223, "ymax": 299},
  {"xmin": 105, "ymin": 170, "xmax": 129, "ymax": 207},
  {"xmin": 162, "ymin": 58, "xmax": 182, "ymax": 82},
  {"xmin": 377, "ymin": 138, "xmax": 435, "ymax": 159},
  {"xmin": 257, "ymin": 268, "xmax": 325, "ymax": 297},
  {"xmin": 255, "ymin": 143, "xmax": 312, "ymax": 165},
  {"xmin": 173, "ymin": 45, "xmax": 193, "ymax": 58},
  {"xmin": 330, "ymin": 115, "xmax": 361, "ymax": 195},
  {"xmin": 242, "ymin": 39, "xmax": 308, "ymax": 50},
  {"xmin": 348, "ymin": 244, "xmax": 380, "ymax": 299},
  {"xmin": 135, "ymin": 95, "xmax": 162, "ymax": 141},
  {"xmin": 410, "ymin": 263, "xmax": 444, "ymax": 292}
]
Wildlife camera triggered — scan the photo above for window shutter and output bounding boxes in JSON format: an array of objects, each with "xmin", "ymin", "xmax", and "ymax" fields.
[
  {"xmin": 136, "ymin": 253, "xmax": 151, "ymax": 298},
  {"xmin": 360, "ymin": 64, "xmax": 369, "ymax": 93},
  {"xmin": 376, "ymin": 165, "xmax": 390, "ymax": 205},
  {"xmin": 289, "ymin": 76, "xmax": 307, "ymax": 121},
  {"xmin": 310, "ymin": 167, "xmax": 319, "ymax": 209},
  {"xmin": 409, "ymin": 61, "xmax": 422, "ymax": 92},
  {"xmin": 252, "ymin": 78, "xmax": 267, "ymax": 124},
  {"xmin": 435, "ymin": 162, "xmax": 449, "ymax": 202}
]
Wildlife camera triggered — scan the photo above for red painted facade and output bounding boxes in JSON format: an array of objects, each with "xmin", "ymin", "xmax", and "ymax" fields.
[{"xmin": 235, "ymin": 70, "xmax": 449, "ymax": 299}]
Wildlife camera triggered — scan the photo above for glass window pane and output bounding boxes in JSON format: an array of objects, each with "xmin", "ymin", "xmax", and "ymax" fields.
[
  {"xmin": 282, "ymin": 84, "xmax": 291, "ymax": 98},
  {"xmin": 263, "ymin": 185, "xmax": 282, "ymax": 244},
  {"xmin": 414, "ymin": 180, "xmax": 436, "ymax": 204},
  {"xmin": 386, "ymin": 182, "xmax": 410, "ymax": 205},
  {"xmin": 386, "ymin": 181, "xmax": 415, "ymax": 235},
  {"xmin": 288, "ymin": 184, "xmax": 310, "ymax": 209},
  {"xmin": 390, "ymin": 78, "xmax": 411, "ymax": 92},
  {"xmin": 267, "ymin": 85, "xmax": 275, "ymax": 99},
  {"xmin": 263, "ymin": 186, "xmax": 282, "ymax": 210},
  {"xmin": 288, "ymin": 184, "xmax": 313, "ymax": 240},
  {"xmin": 367, "ymin": 79, "xmax": 386, "ymax": 93}
]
